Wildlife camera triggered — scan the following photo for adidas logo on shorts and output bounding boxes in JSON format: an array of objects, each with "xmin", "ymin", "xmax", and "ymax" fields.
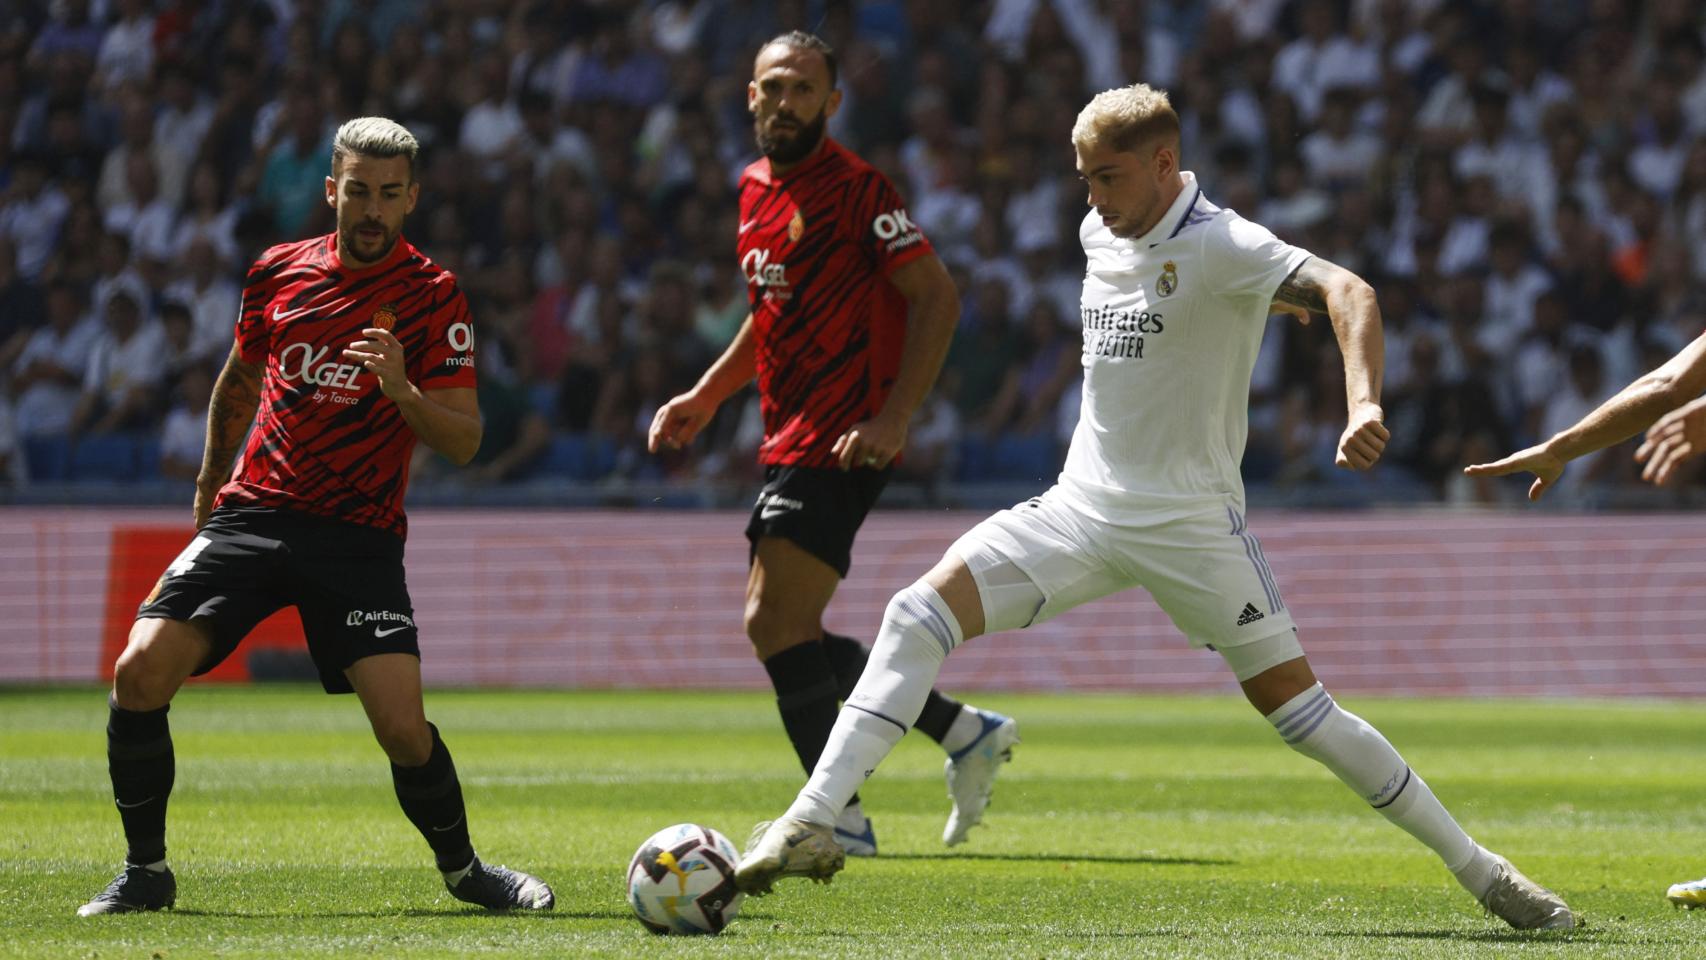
[{"xmin": 1236, "ymin": 602, "xmax": 1265, "ymax": 626}]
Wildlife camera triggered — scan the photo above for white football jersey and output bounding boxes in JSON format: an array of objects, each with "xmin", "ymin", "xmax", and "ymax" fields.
[{"xmin": 1058, "ymin": 171, "xmax": 1311, "ymax": 523}]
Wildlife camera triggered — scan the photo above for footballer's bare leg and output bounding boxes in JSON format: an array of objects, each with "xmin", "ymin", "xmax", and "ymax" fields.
[
  {"xmin": 80, "ymin": 618, "xmax": 209, "ymax": 916},
  {"xmin": 1241, "ymin": 653, "xmax": 1572, "ymax": 929},
  {"xmin": 347, "ymin": 654, "xmax": 552, "ymax": 910},
  {"xmin": 113, "ymin": 617, "xmax": 211, "ymax": 711},
  {"xmin": 737, "ymin": 553, "xmax": 1018, "ymax": 893}
]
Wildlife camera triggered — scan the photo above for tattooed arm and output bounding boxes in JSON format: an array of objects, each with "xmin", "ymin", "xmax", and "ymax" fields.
[
  {"xmin": 194, "ymin": 342, "xmax": 264, "ymax": 529},
  {"xmin": 1273, "ymin": 256, "xmax": 1390, "ymax": 470}
]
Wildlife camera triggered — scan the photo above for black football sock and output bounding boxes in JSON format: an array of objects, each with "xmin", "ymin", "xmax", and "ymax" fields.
[
  {"xmin": 106, "ymin": 694, "xmax": 175, "ymax": 867},
  {"xmin": 391, "ymin": 723, "xmax": 475, "ymax": 873},
  {"xmin": 762, "ymin": 641, "xmax": 861, "ymax": 806},
  {"xmin": 823, "ymin": 631, "xmax": 963, "ymax": 745}
]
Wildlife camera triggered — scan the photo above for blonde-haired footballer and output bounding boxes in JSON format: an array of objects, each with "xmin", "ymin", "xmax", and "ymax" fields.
[{"xmin": 734, "ymin": 84, "xmax": 1575, "ymax": 931}]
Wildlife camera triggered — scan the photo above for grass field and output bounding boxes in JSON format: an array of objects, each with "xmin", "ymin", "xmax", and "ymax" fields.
[{"xmin": 1, "ymin": 686, "xmax": 1702, "ymax": 958}]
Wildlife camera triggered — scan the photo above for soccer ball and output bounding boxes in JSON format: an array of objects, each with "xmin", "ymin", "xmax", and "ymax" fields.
[{"xmin": 625, "ymin": 823, "xmax": 745, "ymax": 935}]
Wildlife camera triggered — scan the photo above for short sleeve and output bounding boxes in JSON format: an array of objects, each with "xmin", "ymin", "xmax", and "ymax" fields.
[
  {"xmin": 1204, "ymin": 214, "xmax": 1313, "ymax": 302},
  {"xmin": 234, "ymin": 256, "xmax": 274, "ymax": 365},
  {"xmin": 415, "ymin": 277, "xmax": 478, "ymax": 391},
  {"xmin": 847, "ymin": 170, "xmax": 934, "ymax": 275}
]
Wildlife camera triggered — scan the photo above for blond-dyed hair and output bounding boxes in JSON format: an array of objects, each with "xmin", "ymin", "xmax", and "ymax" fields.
[
  {"xmin": 1071, "ymin": 84, "xmax": 1181, "ymax": 156},
  {"xmin": 331, "ymin": 117, "xmax": 420, "ymax": 178}
]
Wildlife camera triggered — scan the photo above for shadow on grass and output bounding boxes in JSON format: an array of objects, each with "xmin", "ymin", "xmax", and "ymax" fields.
[
  {"xmin": 874, "ymin": 852, "xmax": 1233, "ymax": 866},
  {"xmin": 1322, "ymin": 928, "xmax": 1594, "ymax": 944},
  {"xmin": 170, "ymin": 907, "xmax": 630, "ymax": 921}
]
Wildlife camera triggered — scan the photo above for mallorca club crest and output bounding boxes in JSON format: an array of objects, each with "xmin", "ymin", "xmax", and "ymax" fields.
[
  {"xmin": 787, "ymin": 209, "xmax": 805, "ymax": 243},
  {"xmin": 1156, "ymin": 261, "xmax": 1178, "ymax": 297},
  {"xmin": 370, "ymin": 303, "xmax": 399, "ymax": 331}
]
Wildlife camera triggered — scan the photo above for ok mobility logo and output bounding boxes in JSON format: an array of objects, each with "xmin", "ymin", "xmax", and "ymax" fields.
[{"xmin": 346, "ymin": 609, "xmax": 416, "ymax": 637}]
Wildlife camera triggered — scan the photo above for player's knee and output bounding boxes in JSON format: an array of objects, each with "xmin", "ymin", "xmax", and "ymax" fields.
[
  {"xmin": 743, "ymin": 596, "xmax": 809, "ymax": 657},
  {"xmin": 878, "ymin": 582, "xmax": 963, "ymax": 662},
  {"xmin": 112, "ymin": 624, "xmax": 189, "ymax": 710},
  {"xmin": 372, "ymin": 715, "xmax": 432, "ymax": 766}
]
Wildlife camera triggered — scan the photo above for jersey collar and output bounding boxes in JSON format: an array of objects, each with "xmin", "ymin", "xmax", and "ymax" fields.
[
  {"xmin": 762, "ymin": 136, "xmax": 842, "ymax": 183},
  {"xmin": 328, "ymin": 231, "xmax": 413, "ymax": 273},
  {"xmin": 1129, "ymin": 170, "xmax": 1200, "ymax": 248}
]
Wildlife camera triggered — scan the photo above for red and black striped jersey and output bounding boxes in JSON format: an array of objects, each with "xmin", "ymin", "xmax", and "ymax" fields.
[
  {"xmin": 214, "ymin": 233, "xmax": 477, "ymax": 539},
  {"xmin": 737, "ymin": 138, "xmax": 934, "ymax": 467}
]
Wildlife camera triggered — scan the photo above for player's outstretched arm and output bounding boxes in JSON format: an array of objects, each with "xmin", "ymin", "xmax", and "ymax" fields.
[
  {"xmin": 1468, "ymin": 329, "xmax": 1706, "ymax": 498},
  {"xmin": 345, "ymin": 327, "xmax": 483, "ymax": 464},
  {"xmin": 831, "ymin": 254, "xmax": 959, "ymax": 471},
  {"xmin": 194, "ymin": 342, "xmax": 264, "ymax": 528},
  {"xmin": 648, "ymin": 313, "xmax": 758, "ymax": 453},
  {"xmin": 1274, "ymin": 257, "xmax": 1389, "ymax": 470}
]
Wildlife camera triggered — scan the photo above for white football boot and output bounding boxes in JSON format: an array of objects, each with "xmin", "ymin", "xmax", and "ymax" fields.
[
  {"xmin": 1667, "ymin": 877, "xmax": 1706, "ymax": 909},
  {"xmin": 1479, "ymin": 854, "xmax": 1574, "ymax": 929},
  {"xmin": 734, "ymin": 817, "xmax": 846, "ymax": 896},
  {"xmin": 943, "ymin": 709, "xmax": 1020, "ymax": 846}
]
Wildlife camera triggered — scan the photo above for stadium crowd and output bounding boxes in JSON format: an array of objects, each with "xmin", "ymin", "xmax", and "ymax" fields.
[{"xmin": 2, "ymin": 0, "xmax": 1705, "ymax": 505}]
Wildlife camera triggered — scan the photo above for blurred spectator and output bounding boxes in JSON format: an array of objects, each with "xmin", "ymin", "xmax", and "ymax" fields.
[
  {"xmin": 459, "ymin": 53, "xmax": 523, "ymax": 178},
  {"xmin": 0, "ymin": 1, "xmax": 1698, "ymax": 501},
  {"xmin": 99, "ymin": 94, "xmax": 191, "ymax": 214},
  {"xmin": 256, "ymin": 83, "xmax": 332, "ymax": 239},
  {"xmin": 159, "ymin": 361, "xmax": 214, "ymax": 481},
  {"xmin": 982, "ymin": 300, "xmax": 1079, "ymax": 438},
  {"xmin": 105, "ymin": 153, "xmax": 178, "ymax": 265},
  {"xmin": 173, "ymin": 161, "xmax": 242, "ymax": 268},
  {"xmin": 13, "ymin": 280, "xmax": 97, "ymax": 438},
  {"xmin": 70, "ymin": 285, "xmax": 164, "ymax": 436},
  {"xmin": 165, "ymin": 238, "xmax": 240, "ymax": 362},
  {"xmin": 0, "ymin": 151, "xmax": 69, "ymax": 280},
  {"xmin": 1480, "ymin": 221, "xmax": 1552, "ymax": 357},
  {"xmin": 1535, "ymin": 345, "xmax": 1617, "ymax": 494},
  {"xmin": 154, "ymin": 61, "xmax": 216, "ymax": 169},
  {"xmin": 1271, "ymin": 0, "xmax": 1379, "ymax": 122},
  {"xmin": 1299, "ymin": 88, "xmax": 1381, "ymax": 188},
  {"xmin": 0, "ymin": 236, "xmax": 45, "ymax": 370},
  {"xmin": 28, "ymin": 0, "xmax": 102, "ymax": 69},
  {"xmin": 94, "ymin": 0, "xmax": 157, "ymax": 95}
]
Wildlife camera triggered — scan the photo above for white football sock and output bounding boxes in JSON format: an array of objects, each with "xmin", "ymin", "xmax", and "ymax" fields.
[
  {"xmin": 1267, "ymin": 683, "xmax": 1479, "ymax": 886},
  {"xmin": 785, "ymin": 582, "xmax": 962, "ymax": 826},
  {"xmin": 939, "ymin": 706, "xmax": 987, "ymax": 755}
]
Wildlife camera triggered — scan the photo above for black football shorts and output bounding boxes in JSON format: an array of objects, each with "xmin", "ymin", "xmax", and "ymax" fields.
[
  {"xmin": 744, "ymin": 464, "xmax": 890, "ymax": 577},
  {"xmin": 136, "ymin": 505, "xmax": 419, "ymax": 694}
]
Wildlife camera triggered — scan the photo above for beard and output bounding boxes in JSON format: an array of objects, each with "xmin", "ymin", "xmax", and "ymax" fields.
[
  {"xmin": 340, "ymin": 218, "xmax": 401, "ymax": 265},
  {"xmin": 755, "ymin": 107, "xmax": 827, "ymax": 165}
]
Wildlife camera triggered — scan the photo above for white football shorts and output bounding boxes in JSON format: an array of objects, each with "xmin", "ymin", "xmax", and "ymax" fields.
[{"xmin": 948, "ymin": 485, "xmax": 1299, "ymax": 653}]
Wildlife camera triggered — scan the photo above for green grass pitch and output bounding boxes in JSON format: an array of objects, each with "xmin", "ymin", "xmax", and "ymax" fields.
[{"xmin": 2, "ymin": 686, "xmax": 1702, "ymax": 958}]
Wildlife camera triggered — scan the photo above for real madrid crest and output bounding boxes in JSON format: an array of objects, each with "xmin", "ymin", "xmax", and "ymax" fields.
[
  {"xmin": 787, "ymin": 209, "xmax": 805, "ymax": 243},
  {"xmin": 370, "ymin": 303, "xmax": 399, "ymax": 331},
  {"xmin": 1156, "ymin": 260, "xmax": 1178, "ymax": 297}
]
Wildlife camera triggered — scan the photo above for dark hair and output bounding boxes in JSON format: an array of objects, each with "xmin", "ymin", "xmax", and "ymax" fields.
[{"xmin": 761, "ymin": 31, "xmax": 837, "ymax": 87}]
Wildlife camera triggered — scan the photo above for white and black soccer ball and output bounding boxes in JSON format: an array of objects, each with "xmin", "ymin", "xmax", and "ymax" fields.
[{"xmin": 625, "ymin": 823, "xmax": 744, "ymax": 935}]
